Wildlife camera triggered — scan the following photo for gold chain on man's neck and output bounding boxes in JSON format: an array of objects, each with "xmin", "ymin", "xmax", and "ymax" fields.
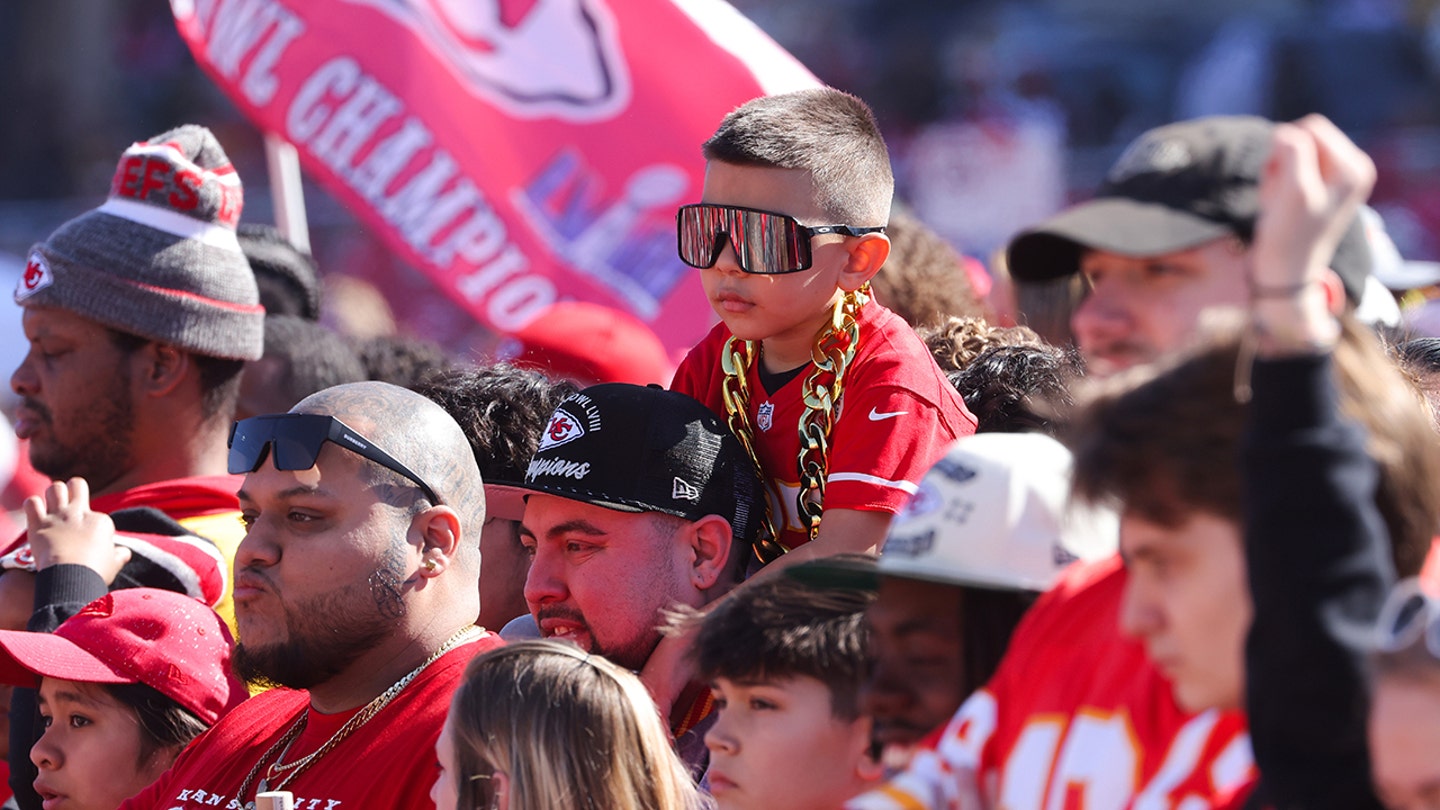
[
  {"xmin": 721, "ymin": 286, "xmax": 867, "ymax": 564},
  {"xmin": 227, "ymin": 625, "xmax": 483, "ymax": 808}
]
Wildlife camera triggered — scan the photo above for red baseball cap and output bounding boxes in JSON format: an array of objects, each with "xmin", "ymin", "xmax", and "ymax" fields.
[
  {"xmin": 0, "ymin": 589, "xmax": 247, "ymax": 726},
  {"xmin": 506, "ymin": 301, "xmax": 676, "ymax": 386}
]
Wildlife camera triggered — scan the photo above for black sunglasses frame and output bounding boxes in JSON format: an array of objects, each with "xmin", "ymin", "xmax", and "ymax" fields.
[
  {"xmin": 228, "ymin": 414, "xmax": 441, "ymax": 506},
  {"xmin": 676, "ymin": 203, "xmax": 886, "ymax": 275}
]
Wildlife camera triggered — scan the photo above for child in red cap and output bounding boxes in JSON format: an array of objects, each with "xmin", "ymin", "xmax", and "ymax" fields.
[{"xmin": 0, "ymin": 588, "xmax": 246, "ymax": 810}]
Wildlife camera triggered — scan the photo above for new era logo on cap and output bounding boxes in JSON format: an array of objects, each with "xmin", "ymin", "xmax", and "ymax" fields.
[
  {"xmin": 15, "ymin": 251, "xmax": 52, "ymax": 302},
  {"xmin": 672, "ymin": 477, "xmax": 701, "ymax": 502}
]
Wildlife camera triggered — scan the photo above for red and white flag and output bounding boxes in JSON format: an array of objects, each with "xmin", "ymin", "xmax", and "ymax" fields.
[{"xmin": 170, "ymin": 0, "xmax": 819, "ymax": 355}]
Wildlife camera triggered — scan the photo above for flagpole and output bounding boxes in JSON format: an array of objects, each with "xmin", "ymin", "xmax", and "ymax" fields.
[{"xmin": 264, "ymin": 132, "xmax": 311, "ymax": 254}]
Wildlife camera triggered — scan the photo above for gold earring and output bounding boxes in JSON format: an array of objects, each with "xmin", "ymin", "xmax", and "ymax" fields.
[{"xmin": 423, "ymin": 558, "xmax": 438, "ymax": 573}]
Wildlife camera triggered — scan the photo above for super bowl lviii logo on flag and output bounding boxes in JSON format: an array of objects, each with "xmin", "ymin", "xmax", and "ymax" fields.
[{"xmin": 169, "ymin": 0, "xmax": 818, "ymax": 355}]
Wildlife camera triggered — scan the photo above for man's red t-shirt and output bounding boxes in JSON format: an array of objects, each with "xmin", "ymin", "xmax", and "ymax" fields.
[{"xmin": 120, "ymin": 632, "xmax": 503, "ymax": 810}]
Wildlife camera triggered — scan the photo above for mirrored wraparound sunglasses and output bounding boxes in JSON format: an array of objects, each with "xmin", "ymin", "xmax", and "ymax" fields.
[
  {"xmin": 228, "ymin": 413, "xmax": 441, "ymax": 505},
  {"xmin": 676, "ymin": 203, "xmax": 886, "ymax": 275}
]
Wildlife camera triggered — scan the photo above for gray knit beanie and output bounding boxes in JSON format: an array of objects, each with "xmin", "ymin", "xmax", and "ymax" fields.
[{"xmin": 17, "ymin": 125, "xmax": 264, "ymax": 361}]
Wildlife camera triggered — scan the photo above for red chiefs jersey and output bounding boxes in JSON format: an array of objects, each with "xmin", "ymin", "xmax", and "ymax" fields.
[
  {"xmin": 672, "ymin": 301, "xmax": 976, "ymax": 551},
  {"xmin": 848, "ymin": 556, "xmax": 1256, "ymax": 810}
]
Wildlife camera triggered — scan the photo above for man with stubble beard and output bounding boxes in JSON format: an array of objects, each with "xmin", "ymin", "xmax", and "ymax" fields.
[
  {"xmin": 116, "ymin": 380, "xmax": 502, "ymax": 810},
  {"xmin": 2, "ymin": 124, "xmax": 265, "ymax": 810}
]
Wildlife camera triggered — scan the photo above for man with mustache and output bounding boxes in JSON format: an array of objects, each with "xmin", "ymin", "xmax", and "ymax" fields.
[
  {"xmin": 122, "ymin": 380, "xmax": 502, "ymax": 809},
  {"xmin": 2, "ymin": 124, "xmax": 265, "ymax": 809},
  {"xmin": 6, "ymin": 124, "xmax": 268, "ymax": 624},
  {"xmin": 509, "ymin": 383, "xmax": 766, "ymax": 774}
]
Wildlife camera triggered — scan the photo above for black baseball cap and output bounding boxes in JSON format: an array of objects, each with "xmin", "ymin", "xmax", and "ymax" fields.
[
  {"xmin": 504, "ymin": 383, "xmax": 765, "ymax": 547},
  {"xmin": 1007, "ymin": 115, "xmax": 1370, "ymax": 303}
]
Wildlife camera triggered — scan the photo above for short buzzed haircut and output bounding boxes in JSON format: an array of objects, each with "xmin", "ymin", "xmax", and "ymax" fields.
[
  {"xmin": 702, "ymin": 88, "xmax": 894, "ymax": 226},
  {"xmin": 687, "ymin": 565, "xmax": 874, "ymax": 720}
]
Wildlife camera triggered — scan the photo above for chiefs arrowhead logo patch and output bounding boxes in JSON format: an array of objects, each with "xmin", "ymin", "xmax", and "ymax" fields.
[
  {"xmin": 538, "ymin": 410, "xmax": 586, "ymax": 450},
  {"xmin": 16, "ymin": 251, "xmax": 52, "ymax": 302}
]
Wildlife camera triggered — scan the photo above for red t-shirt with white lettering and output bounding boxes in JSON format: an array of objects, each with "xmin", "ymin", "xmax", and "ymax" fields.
[
  {"xmin": 848, "ymin": 557, "xmax": 1255, "ymax": 810},
  {"xmin": 119, "ymin": 632, "xmax": 503, "ymax": 810},
  {"xmin": 672, "ymin": 301, "xmax": 975, "ymax": 551}
]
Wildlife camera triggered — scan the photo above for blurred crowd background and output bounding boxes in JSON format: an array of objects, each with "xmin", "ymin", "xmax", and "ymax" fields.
[{"xmin": 2, "ymin": 0, "xmax": 1439, "ymax": 383}]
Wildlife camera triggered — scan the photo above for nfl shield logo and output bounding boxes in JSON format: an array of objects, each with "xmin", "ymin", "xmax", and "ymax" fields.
[{"xmin": 757, "ymin": 402, "xmax": 774, "ymax": 432}]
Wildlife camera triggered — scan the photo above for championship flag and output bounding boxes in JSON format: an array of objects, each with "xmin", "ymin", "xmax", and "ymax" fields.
[{"xmin": 169, "ymin": 0, "xmax": 820, "ymax": 356}]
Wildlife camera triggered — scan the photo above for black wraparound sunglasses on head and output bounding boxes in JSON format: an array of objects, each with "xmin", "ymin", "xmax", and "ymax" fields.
[{"xmin": 228, "ymin": 413, "xmax": 441, "ymax": 505}]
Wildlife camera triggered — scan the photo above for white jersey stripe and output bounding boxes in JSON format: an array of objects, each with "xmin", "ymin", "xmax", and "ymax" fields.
[{"xmin": 827, "ymin": 471, "xmax": 920, "ymax": 494}]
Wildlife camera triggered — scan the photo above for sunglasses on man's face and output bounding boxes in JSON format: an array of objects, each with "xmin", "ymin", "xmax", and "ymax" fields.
[
  {"xmin": 228, "ymin": 413, "xmax": 441, "ymax": 505},
  {"xmin": 676, "ymin": 203, "xmax": 886, "ymax": 275}
]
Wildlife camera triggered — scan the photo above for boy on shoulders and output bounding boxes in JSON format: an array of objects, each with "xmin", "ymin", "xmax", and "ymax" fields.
[{"xmin": 672, "ymin": 88, "xmax": 976, "ymax": 566}]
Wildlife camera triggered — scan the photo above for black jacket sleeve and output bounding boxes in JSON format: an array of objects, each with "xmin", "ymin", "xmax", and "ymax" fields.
[{"xmin": 1242, "ymin": 353, "xmax": 1390, "ymax": 810}]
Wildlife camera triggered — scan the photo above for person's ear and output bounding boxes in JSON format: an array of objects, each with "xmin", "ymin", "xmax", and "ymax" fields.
[
  {"xmin": 494, "ymin": 771, "xmax": 512, "ymax": 810},
  {"xmin": 135, "ymin": 343, "xmax": 189, "ymax": 398},
  {"xmin": 857, "ymin": 750, "xmax": 885, "ymax": 782},
  {"xmin": 839, "ymin": 233, "xmax": 891, "ymax": 293},
  {"xmin": 414, "ymin": 506, "xmax": 462, "ymax": 579},
  {"xmin": 1319, "ymin": 267, "xmax": 1346, "ymax": 316},
  {"xmin": 686, "ymin": 515, "xmax": 734, "ymax": 591},
  {"xmin": 852, "ymin": 715, "xmax": 884, "ymax": 783}
]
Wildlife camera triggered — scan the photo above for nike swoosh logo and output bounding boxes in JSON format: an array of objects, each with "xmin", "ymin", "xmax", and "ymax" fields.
[{"xmin": 868, "ymin": 407, "xmax": 907, "ymax": 421}]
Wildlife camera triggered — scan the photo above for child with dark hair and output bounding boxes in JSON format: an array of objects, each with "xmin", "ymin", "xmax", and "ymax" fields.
[
  {"xmin": 672, "ymin": 88, "xmax": 975, "ymax": 566},
  {"xmin": 949, "ymin": 343, "xmax": 1079, "ymax": 435},
  {"xmin": 681, "ymin": 563, "xmax": 881, "ymax": 809},
  {"xmin": 918, "ymin": 317, "xmax": 1080, "ymax": 435},
  {"xmin": 0, "ymin": 588, "xmax": 245, "ymax": 810}
]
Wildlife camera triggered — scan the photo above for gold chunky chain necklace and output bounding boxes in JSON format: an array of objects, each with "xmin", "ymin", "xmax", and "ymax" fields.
[
  {"xmin": 228, "ymin": 625, "xmax": 484, "ymax": 808},
  {"xmin": 722, "ymin": 287, "xmax": 867, "ymax": 564}
]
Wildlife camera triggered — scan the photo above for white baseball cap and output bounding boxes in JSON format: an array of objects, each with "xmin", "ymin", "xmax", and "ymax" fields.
[{"xmin": 877, "ymin": 433, "xmax": 1117, "ymax": 592}]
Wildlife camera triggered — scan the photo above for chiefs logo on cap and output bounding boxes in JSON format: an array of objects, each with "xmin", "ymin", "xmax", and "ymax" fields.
[
  {"xmin": 538, "ymin": 410, "xmax": 586, "ymax": 450},
  {"xmin": 15, "ymin": 251, "xmax": 53, "ymax": 302}
]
